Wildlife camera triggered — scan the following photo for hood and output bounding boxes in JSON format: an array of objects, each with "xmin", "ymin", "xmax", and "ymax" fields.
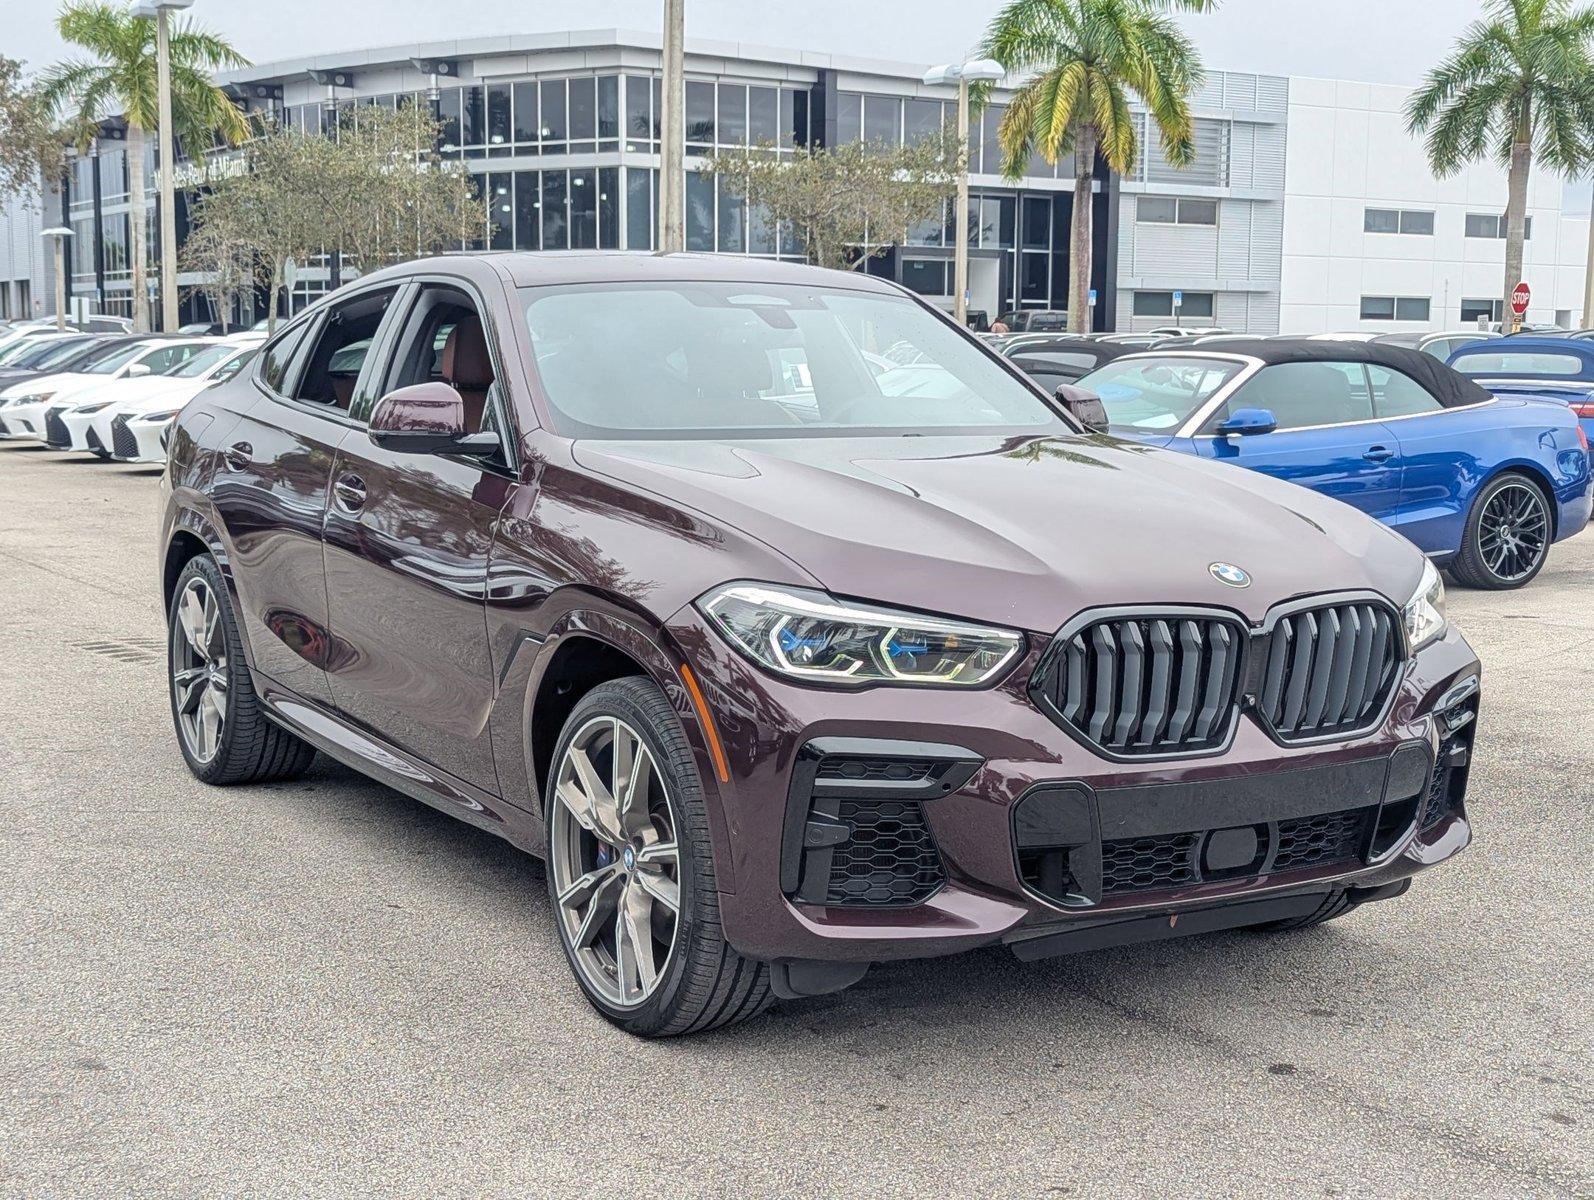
[
  {"xmin": 0, "ymin": 371, "xmax": 95, "ymax": 400},
  {"xmin": 573, "ymin": 433, "xmax": 1428, "ymax": 633},
  {"xmin": 68, "ymin": 375, "xmax": 195, "ymax": 413}
]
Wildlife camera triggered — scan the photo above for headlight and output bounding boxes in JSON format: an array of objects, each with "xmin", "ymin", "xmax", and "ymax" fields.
[
  {"xmin": 74, "ymin": 401, "xmax": 112, "ymax": 414},
  {"xmin": 7, "ymin": 391, "xmax": 51, "ymax": 407},
  {"xmin": 698, "ymin": 583, "xmax": 1023, "ymax": 687},
  {"xmin": 140, "ymin": 409, "xmax": 180, "ymax": 423},
  {"xmin": 1403, "ymin": 559, "xmax": 1446, "ymax": 651}
]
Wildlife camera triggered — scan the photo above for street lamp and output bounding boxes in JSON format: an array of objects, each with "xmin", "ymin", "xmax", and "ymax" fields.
[
  {"xmin": 129, "ymin": 0, "xmax": 193, "ymax": 334},
  {"xmin": 923, "ymin": 58, "xmax": 1004, "ymax": 329},
  {"xmin": 41, "ymin": 227, "xmax": 74, "ymax": 332}
]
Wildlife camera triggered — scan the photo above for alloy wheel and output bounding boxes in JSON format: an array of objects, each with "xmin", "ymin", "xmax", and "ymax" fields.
[
  {"xmin": 549, "ymin": 715, "xmax": 681, "ymax": 1009},
  {"xmin": 1477, "ymin": 482, "xmax": 1548, "ymax": 582},
  {"xmin": 171, "ymin": 576, "xmax": 229, "ymax": 764}
]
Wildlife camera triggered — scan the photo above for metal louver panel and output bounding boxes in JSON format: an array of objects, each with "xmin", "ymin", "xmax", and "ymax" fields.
[
  {"xmin": 1036, "ymin": 613, "xmax": 1246, "ymax": 758},
  {"xmin": 1258, "ymin": 601, "xmax": 1398, "ymax": 742}
]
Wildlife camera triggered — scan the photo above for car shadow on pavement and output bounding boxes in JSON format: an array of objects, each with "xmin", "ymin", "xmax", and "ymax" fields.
[{"xmin": 265, "ymin": 753, "xmax": 1372, "ymax": 1055}]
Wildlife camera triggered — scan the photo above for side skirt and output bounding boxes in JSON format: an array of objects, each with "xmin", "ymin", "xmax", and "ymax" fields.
[{"xmin": 259, "ymin": 686, "xmax": 540, "ymax": 853}]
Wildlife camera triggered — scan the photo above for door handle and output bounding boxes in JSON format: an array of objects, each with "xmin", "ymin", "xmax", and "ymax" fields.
[
  {"xmin": 223, "ymin": 441, "xmax": 252, "ymax": 471},
  {"xmin": 333, "ymin": 473, "xmax": 368, "ymax": 512},
  {"xmin": 1363, "ymin": 445, "xmax": 1395, "ymax": 463}
]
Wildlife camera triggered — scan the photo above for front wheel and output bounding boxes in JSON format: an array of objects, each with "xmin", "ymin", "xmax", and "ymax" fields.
[
  {"xmin": 1448, "ymin": 473, "xmax": 1551, "ymax": 590},
  {"xmin": 545, "ymin": 677, "xmax": 772, "ymax": 1037}
]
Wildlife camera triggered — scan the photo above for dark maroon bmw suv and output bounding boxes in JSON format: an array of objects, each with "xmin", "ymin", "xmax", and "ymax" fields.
[{"xmin": 159, "ymin": 253, "xmax": 1481, "ymax": 1036}]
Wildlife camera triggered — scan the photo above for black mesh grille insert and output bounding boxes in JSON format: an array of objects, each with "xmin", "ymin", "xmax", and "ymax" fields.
[
  {"xmin": 816, "ymin": 757, "xmax": 937, "ymax": 783},
  {"xmin": 110, "ymin": 415, "xmax": 137, "ymax": 459},
  {"xmin": 43, "ymin": 406, "xmax": 70, "ymax": 448},
  {"xmin": 1258, "ymin": 602, "xmax": 1400, "ymax": 742},
  {"xmin": 824, "ymin": 799, "xmax": 944, "ymax": 906},
  {"xmin": 1101, "ymin": 831, "xmax": 1200, "ymax": 894},
  {"xmin": 1098, "ymin": 807, "xmax": 1373, "ymax": 897},
  {"xmin": 1272, "ymin": 809, "xmax": 1369, "ymax": 871},
  {"xmin": 1036, "ymin": 614, "xmax": 1246, "ymax": 756}
]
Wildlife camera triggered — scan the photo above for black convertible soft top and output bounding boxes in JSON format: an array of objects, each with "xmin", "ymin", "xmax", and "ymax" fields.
[{"xmin": 1144, "ymin": 337, "xmax": 1495, "ymax": 409}]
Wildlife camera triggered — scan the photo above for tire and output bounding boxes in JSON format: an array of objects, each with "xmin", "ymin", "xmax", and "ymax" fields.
[
  {"xmin": 167, "ymin": 554, "xmax": 316, "ymax": 785},
  {"xmin": 1448, "ymin": 472, "xmax": 1552, "ymax": 590},
  {"xmin": 544, "ymin": 677, "xmax": 773, "ymax": 1037},
  {"xmin": 1247, "ymin": 890, "xmax": 1356, "ymax": 932}
]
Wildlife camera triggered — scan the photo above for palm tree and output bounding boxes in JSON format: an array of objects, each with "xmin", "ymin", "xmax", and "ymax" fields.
[
  {"xmin": 39, "ymin": 2, "xmax": 249, "ymax": 331},
  {"xmin": 1408, "ymin": 0, "xmax": 1594, "ymax": 329},
  {"xmin": 980, "ymin": 0, "xmax": 1214, "ymax": 334}
]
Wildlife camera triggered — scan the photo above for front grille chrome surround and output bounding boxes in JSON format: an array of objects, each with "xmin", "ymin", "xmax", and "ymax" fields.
[{"xmin": 1031, "ymin": 594, "xmax": 1408, "ymax": 761}]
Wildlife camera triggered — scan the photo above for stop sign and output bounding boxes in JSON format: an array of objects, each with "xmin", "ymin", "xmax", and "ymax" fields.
[{"xmin": 1512, "ymin": 281, "xmax": 1531, "ymax": 316}]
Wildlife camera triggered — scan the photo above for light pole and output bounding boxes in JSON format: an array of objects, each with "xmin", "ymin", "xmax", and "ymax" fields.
[
  {"xmin": 923, "ymin": 59, "xmax": 1004, "ymax": 328},
  {"xmin": 659, "ymin": 0, "xmax": 686, "ymax": 253},
  {"xmin": 130, "ymin": 0, "xmax": 193, "ymax": 333},
  {"xmin": 42, "ymin": 227, "xmax": 74, "ymax": 332}
]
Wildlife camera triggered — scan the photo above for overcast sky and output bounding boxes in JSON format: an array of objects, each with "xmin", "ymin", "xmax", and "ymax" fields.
[{"xmin": 9, "ymin": 0, "xmax": 1488, "ymax": 87}]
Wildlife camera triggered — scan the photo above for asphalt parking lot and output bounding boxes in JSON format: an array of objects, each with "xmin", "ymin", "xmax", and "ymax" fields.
[{"xmin": 1, "ymin": 439, "xmax": 1590, "ymax": 1199}]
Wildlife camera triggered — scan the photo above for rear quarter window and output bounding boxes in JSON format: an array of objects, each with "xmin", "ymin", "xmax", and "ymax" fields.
[
  {"xmin": 1451, "ymin": 351, "xmax": 1584, "ymax": 377},
  {"xmin": 257, "ymin": 323, "xmax": 311, "ymax": 394}
]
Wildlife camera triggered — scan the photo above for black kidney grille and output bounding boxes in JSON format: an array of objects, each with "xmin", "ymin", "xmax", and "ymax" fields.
[
  {"xmin": 1258, "ymin": 602, "xmax": 1398, "ymax": 741},
  {"xmin": 1040, "ymin": 615, "xmax": 1245, "ymax": 756},
  {"xmin": 110, "ymin": 414, "xmax": 138, "ymax": 459},
  {"xmin": 43, "ymin": 406, "xmax": 70, "ymax": 448}
]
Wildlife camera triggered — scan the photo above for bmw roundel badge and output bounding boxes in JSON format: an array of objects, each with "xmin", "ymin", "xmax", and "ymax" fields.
[{"xmin": 1209, "ymin": 562, "xmax": 1251, "ymax": 588}]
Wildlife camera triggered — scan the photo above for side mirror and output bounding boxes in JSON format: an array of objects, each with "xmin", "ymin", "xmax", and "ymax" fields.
[
  {"xmin": 125, "ymin": 362, "xmax": 152, "ymax": 378},
  {"xmin": 1054, "ymin": 383, "xmax": 1109, "ymax": 434},
  {"xmin": 1215, "ymin": 407, "xmax": 1278, "ymax": 436},
  {"xmin": 368, "ymin": 381, "xmax": 500, "ymax": 456}
]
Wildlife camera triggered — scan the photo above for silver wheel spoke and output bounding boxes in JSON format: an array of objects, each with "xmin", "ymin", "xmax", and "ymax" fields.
[
  {"xmin": 617, "ymin": 740, "xmax": 655, "ymax": 833},
  {"xmin": 616, "ymin": 885, "xmax": 658, "ymax": 1000},
  {"xmin": 570, "ymin": 871, "xmax": 623, "ymax": 949},
  {"xmin": 557, "ymin": 862, "xmax": 621, "ymax": 911},
  {"xmin": 569, "ymin": 744, "xmax": 623, "ymax": 841},
  {"xmin": 179, "ymin": 588, "xmax": 209, "ymax": 659},
  {"xmin": 634, "ymin": 866, "xmax": 680, "ymax": 914},
  {"xmin": 174, "ymin": 667, "xmax": 207, "ymax": 714},
  {"xmin": 555, "ymin": 777, "xmax": 598, "ymax": 833}
]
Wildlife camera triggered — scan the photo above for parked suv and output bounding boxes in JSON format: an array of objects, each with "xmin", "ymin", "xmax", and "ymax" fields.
[{"xmin": 159, "ymin": 253, "xmax": 1481, "ymax": 1037}]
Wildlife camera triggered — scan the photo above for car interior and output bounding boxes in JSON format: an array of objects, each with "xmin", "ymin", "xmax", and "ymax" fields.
[
  {"xmin": 290, "ymin": 288, "xmax": 397, "ymax": 411},
  {"xmin": 378, "ymin": 286, "xmax": 500, "ymax": 438}
]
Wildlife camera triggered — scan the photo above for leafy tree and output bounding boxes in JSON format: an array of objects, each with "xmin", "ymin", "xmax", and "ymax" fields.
[
  {"xmin": 979, "ymin": 0, "xmax": 1213, "ymax": 332},
  {"xmin": 702, "ymin": 134, "xmax": 960, "ymax": 272},
  {"xmin": 323, "ymin": 101, "xmax": 489, "ymax": 276},
  {"xmin": 0, "ymin": 57, "xmax": 69, "ymax": 205},
  {"xmin": 1407, "ymin": 0, "xmax": 1594, "ymax": 327},
  {"xmin": 179, "ymin": 189, "xmax": 261, "ymax": 331},
  {"xmin": 39, "ymin": 1, "xmax": 249, "ymax": 331},
  {"xmin": 188, "ymin": 103, "xmax": 489, "ymax": 332}
]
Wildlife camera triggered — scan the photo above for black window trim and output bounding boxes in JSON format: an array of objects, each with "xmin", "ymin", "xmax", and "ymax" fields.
[
  {"xmin": 371, "ymin": 270, "xmax": 521, "ymax": 476},
  {"xmin": 252, "ymin": 281, "xmax": 405, "ymax": 431}
]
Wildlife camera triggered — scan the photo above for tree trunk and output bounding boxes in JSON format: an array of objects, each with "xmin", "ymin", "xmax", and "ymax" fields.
[
  {"xmin": 268, "ymin": 259, "xmax": 282, "ymax": 334},
  {"xmin": 1069, "ymin": 125, "xmax": 1098, "ymax": 334},
  {"xmin": 126, "ymin": 123, "xmax": 149, "ymax": 333},
  {"xmin": 1502, "ymin": 97, "xmax": 1533, "ymax": 330}
]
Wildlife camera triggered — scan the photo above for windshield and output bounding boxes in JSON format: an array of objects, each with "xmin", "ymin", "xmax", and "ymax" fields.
[
  {"xmin": 1074, "ymin": 355, "xmax": 1246, "ymax": 431},
  {"xmin": 170, "ymin": 343, "xmax": 240, "ymax": 378},
  {"xmin": 28, "ymin": 339, "xmax": 94, "ymax": 369},
  {"xmin": 522, "ymin": 282, "xmax": 1064, "ymax": 439},
  {"xmin": 0, "ymin": 338, "xmax": 51, "ymax": 365},
  {"xmin": 85, "ymin": 342, "xmax": 155, "ymax": 375}
]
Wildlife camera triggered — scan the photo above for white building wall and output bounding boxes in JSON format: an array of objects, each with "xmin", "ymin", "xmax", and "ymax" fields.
[
  {"xmin": 1281, "ymin": 76, "xmax": 1590, "ymax": 333},
  {"xmin": 0, "ymin": 187, "xmax": 49, "ymax": 321}
]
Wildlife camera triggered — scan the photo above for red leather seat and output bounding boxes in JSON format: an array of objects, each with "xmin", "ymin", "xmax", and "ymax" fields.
[{"xmin": 442, "ymin": 316, "xmax": 494, "ymax": 432}]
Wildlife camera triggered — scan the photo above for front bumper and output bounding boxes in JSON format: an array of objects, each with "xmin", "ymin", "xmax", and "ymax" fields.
[{"xmin": 668, "ymin": 612, "xmax": 1481, "ymax": 966}]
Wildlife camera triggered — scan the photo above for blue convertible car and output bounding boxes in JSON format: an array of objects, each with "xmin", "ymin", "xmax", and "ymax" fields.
[
  {"xmin": 1446, "ymin": 336, "xmax": 1594, "ymax": 448},
  {"xmin": 1061, "ymin": 339, "xmax": 1591, "ymax": 589}
]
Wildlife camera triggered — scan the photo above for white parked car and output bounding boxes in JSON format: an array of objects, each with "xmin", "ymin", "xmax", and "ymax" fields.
[
  {"xmin": 0, "ymin": 339, "xmax": 215, "ymax": 444},
  {"xmin": 85, "ymin": 341, "xmax": 260, "ymax": 462}
]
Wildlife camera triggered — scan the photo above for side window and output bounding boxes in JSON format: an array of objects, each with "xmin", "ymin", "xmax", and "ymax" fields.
[
  {"xmin": 1420, "ymin": 339, "xmax": 1454, "ymax": 361},
  {"xmin": 139, "ymin": 343, "xmax": 204, "ymax": 375},
  {"xmin": 1209, "ymin": 361, "xmax": 1375, "ymax": 432},
  {"xmin": 379, "ymin": 284, "xmax": 504, "ymax": 443},
  {"xmin": 211, "ymin": 349, "xmax": 257, "ymax": 385},
  {"xmin": 259, "ymin": 323, "xmax": 311, "ymax": 394},
  {"xmin": 289, "ymin": 287, "xmax": 399, "ymax": 412},
  {"xmin": 1368, "ymin": 365, "xmax": 1443, "ymax": 418}
]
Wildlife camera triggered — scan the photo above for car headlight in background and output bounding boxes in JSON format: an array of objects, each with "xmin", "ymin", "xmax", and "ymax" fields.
[
  {"xmin": 1403, "ymin": 559, "xmax": 1446, "ymax": 651},
  {"xmin": 698, "ymin": 583, "xmax": 1023, "ymax": 686},
  {"xmin": 139, "ymin": 410, "xmax": 180, "ymax": 423},
  {"xmin": 73, "ymin": 401, "xmax": 112, "ymax": 414},
  {"xmin": 5, "ymin": 391, "xmax": 52, "ymax": 407}
]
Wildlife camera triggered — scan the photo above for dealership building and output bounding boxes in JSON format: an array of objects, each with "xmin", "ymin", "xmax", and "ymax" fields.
[{"xmin": 3, "ymin": 27, "xmax": 1590, "ymax": 333}]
